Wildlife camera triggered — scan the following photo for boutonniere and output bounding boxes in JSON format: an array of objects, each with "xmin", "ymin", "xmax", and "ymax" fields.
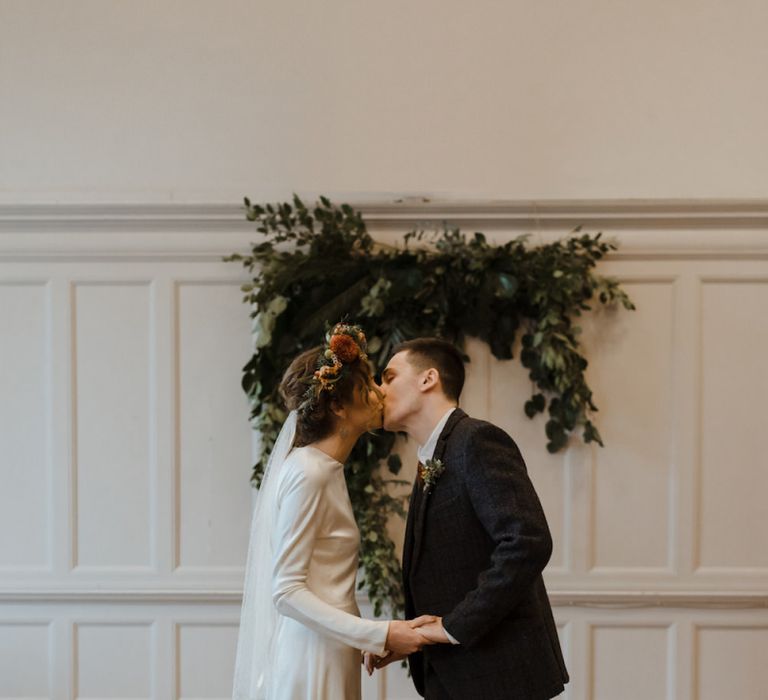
[{"xmin": 419, "ymin": 458, "xmax": 445, "ymax": 494}]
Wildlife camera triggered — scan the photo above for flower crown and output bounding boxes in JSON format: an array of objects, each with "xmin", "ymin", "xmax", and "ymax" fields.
[{"xmin": 299, "ymin": 323, "xmax": 368, "ymax": 413}]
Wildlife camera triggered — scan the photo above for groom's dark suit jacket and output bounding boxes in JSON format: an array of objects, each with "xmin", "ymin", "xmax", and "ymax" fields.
[{"xmin": 403, "ymin": 409, "xmax": 568, "ymax": 700}]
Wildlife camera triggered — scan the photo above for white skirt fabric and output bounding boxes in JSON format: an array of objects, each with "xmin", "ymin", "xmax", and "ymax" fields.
[{"xmin": 270, "ymin": 614, "xmax": 362, "ymax": 700}]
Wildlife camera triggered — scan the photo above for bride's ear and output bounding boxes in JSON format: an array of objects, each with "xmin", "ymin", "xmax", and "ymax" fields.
[{"xmin": 329, "ymin": 398, "xmax": 347, "ymax": 420}]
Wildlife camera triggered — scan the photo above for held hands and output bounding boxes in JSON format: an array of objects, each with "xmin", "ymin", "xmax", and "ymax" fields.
[
  {"xmin": 385, "ymin": 615, "xmax": 437, "ymax": 655},
  {"xmin": 414, "ymin": 616, "xmax": 450, "ymax": 644},
  {"xmin": 363, "ymin": 616, "xmax": 449, "ymax": 676}
]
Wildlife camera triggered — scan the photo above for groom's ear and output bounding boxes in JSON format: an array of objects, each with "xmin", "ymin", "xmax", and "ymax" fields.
[{"xmin": 418, "ymin": 368, "xmax": 440, "ymax": 393}]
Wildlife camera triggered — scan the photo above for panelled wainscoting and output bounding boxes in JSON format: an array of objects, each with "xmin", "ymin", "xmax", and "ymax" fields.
[{"xmin": 1, "ymin": 200, "xmax": 767, "ymax": 699}]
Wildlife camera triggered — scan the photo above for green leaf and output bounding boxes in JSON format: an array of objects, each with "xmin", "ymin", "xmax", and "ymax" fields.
[
  {"xmin": 583, "ymin": 421, "xmax": 604, "ymax": 446},
  {"xmin": 545, "ymin": 418, "xmax": 563, "ymax": 441},
  {"xmin": 387, "ymin": 453, "xmax": 402, "ymax": 475},
  {"xmin": 495, "ymin": 273, "xmax": 519, "ymax": 299}
]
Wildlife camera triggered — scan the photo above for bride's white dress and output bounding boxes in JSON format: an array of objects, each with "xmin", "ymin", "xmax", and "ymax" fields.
[{"xmin": 268, "ymin": 445, "xmax": 389, "ymax": 700}]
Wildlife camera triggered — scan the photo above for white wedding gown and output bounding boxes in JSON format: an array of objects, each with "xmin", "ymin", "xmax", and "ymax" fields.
[{"xmin": 268, "ymin": 445, "xmax": 389, "ymax": 700}]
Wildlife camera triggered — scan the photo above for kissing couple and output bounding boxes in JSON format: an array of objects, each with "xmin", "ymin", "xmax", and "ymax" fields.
[{"xmin": 233, "ymin": 323, "xmax": 568, "ymax": 700}]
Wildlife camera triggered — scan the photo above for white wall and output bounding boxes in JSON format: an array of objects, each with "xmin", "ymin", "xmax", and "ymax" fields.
[
  {"xmin": 1, "ymin": 1, "xmax": 767, "ymax": 204},
  {"xmin": 1, "ymin": 1, "xmax": 768, "ymax": 698},
  {"xmin": 1, "ymin": 203, "xmax": 767, "ymax": 699}
]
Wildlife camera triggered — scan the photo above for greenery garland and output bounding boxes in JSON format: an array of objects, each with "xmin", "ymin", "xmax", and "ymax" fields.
[{"xmin": 225, "ymin": 195, "xmax": 634, "ymax": 617}]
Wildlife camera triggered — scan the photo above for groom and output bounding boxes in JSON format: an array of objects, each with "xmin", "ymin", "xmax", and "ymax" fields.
[{"xmin": 378, "ymin": 338, "xmax": 568, "ymax": 699}]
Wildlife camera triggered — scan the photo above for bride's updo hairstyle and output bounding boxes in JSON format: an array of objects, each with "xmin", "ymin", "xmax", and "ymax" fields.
[{"xmin": 279, "ymin": 323, "xmax": 375, "ymax": 447}]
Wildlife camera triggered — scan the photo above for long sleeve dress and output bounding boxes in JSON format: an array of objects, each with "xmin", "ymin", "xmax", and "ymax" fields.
[{"xmin": 269, "ymin": 445, "xmax": 389, "ymax": 700}]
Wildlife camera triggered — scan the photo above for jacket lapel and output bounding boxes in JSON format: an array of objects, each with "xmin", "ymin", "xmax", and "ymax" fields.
[{"xmin": 410, "ymin": 408, "xmax": 467, "ymax": 572}]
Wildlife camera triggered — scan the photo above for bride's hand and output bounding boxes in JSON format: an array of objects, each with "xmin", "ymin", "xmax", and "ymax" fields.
[
  {"xmin": 373, "ymin": 650, "xmax": 407, "ymax": 671},
  {"xmin": 385, "ymin": 617, "xmax": 435, "ymax": 655},
  {"xmin": 362, "ymin": 651, "xmax": 381, "ymax": 676}
]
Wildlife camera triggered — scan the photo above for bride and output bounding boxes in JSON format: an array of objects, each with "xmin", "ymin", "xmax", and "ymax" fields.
[{"xmin": 233, "ymin": 323, "xmax": 433, "ymax": 699}]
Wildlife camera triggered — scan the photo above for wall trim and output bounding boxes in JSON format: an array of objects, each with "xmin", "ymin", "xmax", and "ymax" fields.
[
  {"xmin": 1, "ymin": 588, "xmax": 766, "ymax": 608},
  {"xmin": 1, "ymin": 198, "xmax": 768, "ymax": 226},
  {"xmin": 0, "ymin": 199, "xmax": 767, "ymax": 260}
]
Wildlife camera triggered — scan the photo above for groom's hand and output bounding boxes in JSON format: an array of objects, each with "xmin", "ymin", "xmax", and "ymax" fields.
[
  {"xmin": 408, "ymin": 614, "xmax": 438, "ymax": 629},
  {"xmin": 385, "ymin": 617, "xmax": 436, "ymax": 655},
  {"xmin": 412, "ymin": 615, "xmax": 450, "ymax": 644}
]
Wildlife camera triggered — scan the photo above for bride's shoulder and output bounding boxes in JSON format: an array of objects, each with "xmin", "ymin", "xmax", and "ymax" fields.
[{"xmin": 281, "ymin": 446, "xmax": 339, "ymax": 489}]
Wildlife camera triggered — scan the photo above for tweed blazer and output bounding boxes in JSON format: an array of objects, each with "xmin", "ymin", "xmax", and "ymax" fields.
[{"xmin": 403, "ymin": 409, "xmax": 569, "ymax": 700}]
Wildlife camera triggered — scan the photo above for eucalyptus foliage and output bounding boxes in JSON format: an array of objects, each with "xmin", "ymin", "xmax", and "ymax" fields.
[{"xmin": 225, "ymin": 195, "xmax": 634, "ymax": 617}]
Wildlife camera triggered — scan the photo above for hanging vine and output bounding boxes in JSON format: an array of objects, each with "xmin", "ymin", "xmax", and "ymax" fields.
[{"xmin": 225, "ymin": 195, "xmax": 634, "ymax": 616}]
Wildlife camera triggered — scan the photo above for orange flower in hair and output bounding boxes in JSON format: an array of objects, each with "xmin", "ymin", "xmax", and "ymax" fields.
[
  {"xmin": 330, "ymin": 333, "xmax": 360, "ymax": 363},
  {"xmin": 298, "ymin": 321, "xmax": 369, "ymax": 414}
]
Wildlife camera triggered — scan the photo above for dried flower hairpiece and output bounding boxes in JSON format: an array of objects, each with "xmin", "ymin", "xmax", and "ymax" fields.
[{"xmin": 299, "ymin": 322, "xmax": 368, "ymax": 413}]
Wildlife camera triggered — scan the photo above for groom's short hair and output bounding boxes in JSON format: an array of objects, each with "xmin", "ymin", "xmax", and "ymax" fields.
[{"xmin": 392, "ymin": 337, "xmax": 465, "ymax": 401}]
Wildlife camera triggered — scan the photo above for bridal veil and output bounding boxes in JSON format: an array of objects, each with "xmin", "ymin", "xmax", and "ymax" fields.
[{"xmin": 232, "ymin": 410, "xmax": 297, "ymax": 699}]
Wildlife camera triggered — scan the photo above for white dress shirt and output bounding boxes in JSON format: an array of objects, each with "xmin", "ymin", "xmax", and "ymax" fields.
[
  {"xmin": 416, "ymin": 407, "xmax": 457, "ymax": 466},
  {"xmin": 416, "ymin": 407, "xmax": 461, "ymax": 645}
]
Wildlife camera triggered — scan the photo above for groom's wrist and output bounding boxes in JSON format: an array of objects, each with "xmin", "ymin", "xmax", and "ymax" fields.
[{"xmin": 443, "ymin": 625, "xmax": 460, "ymax": 645}]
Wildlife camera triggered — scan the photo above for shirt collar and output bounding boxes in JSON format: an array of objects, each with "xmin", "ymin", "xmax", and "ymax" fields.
[{"xmin": 417, "ymin": 407, "xmax": 457, "ymax": 464}]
